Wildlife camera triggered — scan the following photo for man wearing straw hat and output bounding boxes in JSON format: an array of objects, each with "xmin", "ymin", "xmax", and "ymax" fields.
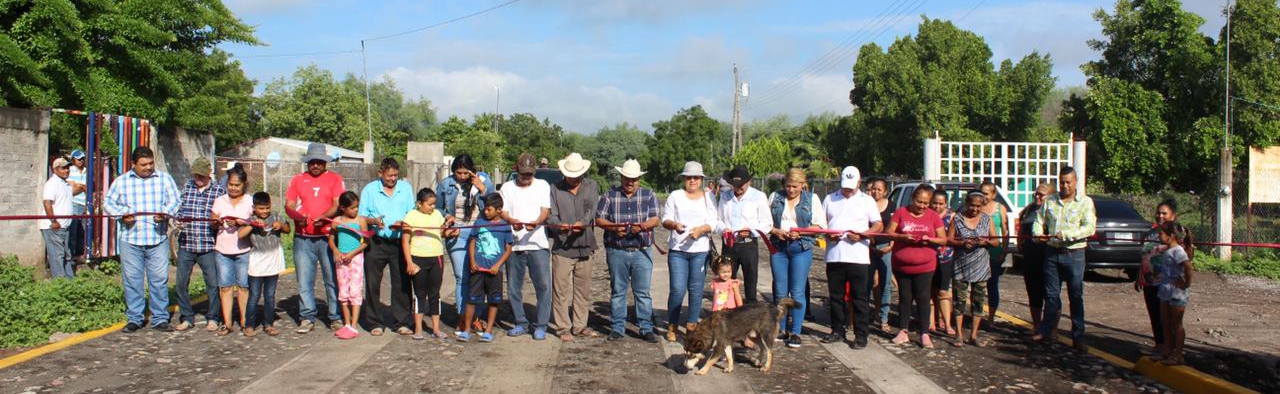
[
  {"xmin": 596, "ymin": 159, "xmax": 661, "ymax": 342},
  {"xmin": 173, "ymin": 157, "xmax": 227, "ymax": 331},
  {"xmin": 547, "ymin": 153, "xmax": 601, "ymax": 341}
]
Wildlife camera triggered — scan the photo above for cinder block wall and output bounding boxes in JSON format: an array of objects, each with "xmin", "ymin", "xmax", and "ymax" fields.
[{"xmin": 0, "ymin": 107, "xmax": 50, "ymax": 267}]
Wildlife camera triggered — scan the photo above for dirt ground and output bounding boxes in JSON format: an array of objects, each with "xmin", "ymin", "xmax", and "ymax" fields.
[{"xmin": 2, "ymin": 226, "xmax": 1271, "ymax": 393}]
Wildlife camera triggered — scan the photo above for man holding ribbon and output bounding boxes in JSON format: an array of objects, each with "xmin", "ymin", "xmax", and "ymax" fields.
[
  {"xmin": 499, "ymin": 153, "xmax": 554, "ymax": 340},
  {"xmin": 819, "ymin": 166, "xmax": 883, "ymax": 348},
  {"xmin": 102, "ymin": 147, "xmax": 181, "ymax": 332},
  {"xmin": 716, "ymin": 165, "xmax": 771, "ymax": 305},
  {"xmin": 285, "ymin": 142, "xmax": 346, "ymax": 334},
  {"xmin": 596, "ymin": 159, "xmax": 661, "ymax": 342}
]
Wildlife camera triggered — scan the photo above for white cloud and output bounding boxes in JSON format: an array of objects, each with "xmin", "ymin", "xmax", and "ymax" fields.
[
  {"xmin": 224, "ymin": 0, "xmax": 318, "ymax": 14},
  {"xmin": 384, "ymin": 66, "xmax": 674, "ymax": 133},
  {"xmin": 637, "ymin": 36, "xmax": 749, "ymax": 82},
  {"xmin": 740, "ymin": 72, "xmax": 853, "ymax": 122},
  {"xmin": 533, "ymin": 0, "xmax": 761, "ymax": 23}
]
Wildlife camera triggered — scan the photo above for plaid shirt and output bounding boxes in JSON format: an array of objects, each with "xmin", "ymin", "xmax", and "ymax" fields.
[
  {"xmin": 1033, "ymin": 193, "xmax": 1097, "ymax": 250},
  {"xmin": 595, "ymin": 186, "xmax": 658, "ymax": 249},
  {"xmin": 103, "ymin": 170, "xmax": 181, "ymax": 246},
  {"xmin": 177, "ymin": 179, "xmax": 227, "ymax": 253}
]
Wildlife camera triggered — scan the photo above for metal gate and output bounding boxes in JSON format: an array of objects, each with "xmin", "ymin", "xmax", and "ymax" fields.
[{"xmin": 924, "ymin": 133, "xmax": 1084, "ymax": 214}]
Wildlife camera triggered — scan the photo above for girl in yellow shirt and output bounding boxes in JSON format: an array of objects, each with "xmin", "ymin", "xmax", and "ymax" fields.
[{"xmin": 402, "ymin": 188, "xmax": 456, "ymax": 340}]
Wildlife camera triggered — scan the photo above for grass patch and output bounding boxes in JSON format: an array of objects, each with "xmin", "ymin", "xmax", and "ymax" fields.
[
  {"xmin": 1193, "ymin": 249, "xmax": 1280, "ymax": 281},
  {"xmin": 0, "ymin": 256, "xmax": 124, "ymax": 348}
]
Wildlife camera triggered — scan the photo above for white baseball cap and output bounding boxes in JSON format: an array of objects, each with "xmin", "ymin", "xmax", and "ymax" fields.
[{"xmin": 840, "ymin": 166, "xmax": 861, "ymax": 189}]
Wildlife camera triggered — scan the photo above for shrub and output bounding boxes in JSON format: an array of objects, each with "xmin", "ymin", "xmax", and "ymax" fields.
[
  {"xmin": 1192, "ymin": 249, "xmax": 1280, "ymax": 281},
  {"xmin": 0, "ymin": 256, "xmax": 123, "ymax": 348}
]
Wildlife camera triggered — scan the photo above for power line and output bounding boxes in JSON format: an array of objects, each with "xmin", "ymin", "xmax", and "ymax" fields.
[
  {"xmin": 750, "ymin": 0, "xmax": 929, "ymax": 109},
  {"xmin": 1233, "ymin": 96, "xmax": 1280, "ymax": 112},
  {"xmin": 957, "ymin": 0, "xmax": 990, "ymax": 22},
  {"xmin": 746, "ymin": 0, "xmax": 915, "ymax": 106},
  {"xmin": 364, "ymin": 0, "xmax": 524, "ymax": 42}
]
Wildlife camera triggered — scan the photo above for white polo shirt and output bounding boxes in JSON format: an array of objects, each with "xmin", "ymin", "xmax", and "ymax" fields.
[
  {"xmin": 40, "ymin": 175, "xmax": 73, "ymax": 230},
  {"xmin": 822, "ymin": 190, "xmax": 882, "ymax": 264},
  {"xmin": 500, "ymin": 178, "xmax": 552, "ymax": 251}
]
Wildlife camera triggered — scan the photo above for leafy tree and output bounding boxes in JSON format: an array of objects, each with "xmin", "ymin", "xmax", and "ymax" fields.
[
  {"xmin": 1073, "ymin": 77, "xmax": 1170, "ymax": 193},
  {"xmin": 645, "ymin": 106, "xmax": 721, "ymax": 190},
  {"xmin": 0, "ymin": 0, "xmax": 259, "ymax": 152},
  {"xmin": 494, "ymin": 113, "xmax": 567, "ymax": 167},
  {"xmin": 436, "ymin": 115, "xmax": 505, "ymax": 173},
  {"xmin": 340, "ymin": 75, "xmax": 435, "ymax": 158},
  {"xmin": 733, "ymin": 136, "xmax": 790, "ymax": 179},
  {"xmin": 1084, "ymin": 0, "xmax": 1219, "ymax": 190},
  {"xmin": 586, "ymin": 123, "xmax": 651, "ymax": 185},
  {"xmin": 847, "ymin": 17, "xmax": 1054, "ymax": 176},
  {"xmin": 257, "ymin": 65, "xmax": 383, "ymax": 155},
  {"xmin": 1220, "ymin": 0, "xmax": 1280, "ymax": 156}
]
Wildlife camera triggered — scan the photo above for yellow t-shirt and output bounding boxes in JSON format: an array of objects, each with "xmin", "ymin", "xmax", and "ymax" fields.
[{"xmin": 403, "ymin": 209, "xmax": 446, "ymax": 257}]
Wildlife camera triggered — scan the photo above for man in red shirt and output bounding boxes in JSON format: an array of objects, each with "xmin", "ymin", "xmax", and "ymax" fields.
[{"xmin": 285, "ymin": 143, "xmax": 346, "ymax": 333}]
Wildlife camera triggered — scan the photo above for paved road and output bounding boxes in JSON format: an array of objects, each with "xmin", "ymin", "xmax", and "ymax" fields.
[{"xmin": 0, "ymin": 229, "xmax": 1172, "ymax": 393}]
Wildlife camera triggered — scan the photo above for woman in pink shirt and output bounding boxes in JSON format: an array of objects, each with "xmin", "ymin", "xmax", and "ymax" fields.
[
  {"xmin": 885, "ymin": 185, "xmax": 947, "ymax": 348},
  {"xmin": 212, "ymin": 167, "xmax": 255, "ymax": 336}
]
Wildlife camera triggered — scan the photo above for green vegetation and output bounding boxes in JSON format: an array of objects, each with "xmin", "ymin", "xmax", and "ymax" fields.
[
  {"xmin": 1194, "ymin": 250, "xmax": 1280, "ymax": 280},
  {"xmin": 0, "ymin": 256, "xmax": 122, "ymax": 348}
]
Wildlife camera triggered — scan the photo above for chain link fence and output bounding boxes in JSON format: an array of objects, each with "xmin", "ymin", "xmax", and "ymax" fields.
[{"xmin": 1102, "ymin": 178, "xmax": 1279, "ymax": 259}]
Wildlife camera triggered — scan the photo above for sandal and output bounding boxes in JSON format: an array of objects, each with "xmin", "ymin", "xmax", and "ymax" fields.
[
  {"xmin": 243, "ymin": 327, "xmax": 257, "ymax": 337},
  {"xmin": 969, "ymin": 338, "xmax": 985, "ymax": 347},
  {"xmin": 953, "ymin": 339, "xmax": 966, "ymax": 348},
  {"xmin": 264, "ymin": 326, "xmax": 280, "ymax": 336},
  {"xmin": 433, "ymin": 331, "xmax": 449, "ymax": 340},
  {"xmin": 370, "ymin": 327, "xmax": 385, "ymax": 336},
  {"xmin": 216, "ymin": 326, "xmax": 231, "ymax": 336},
  {"xmin": 574, "ymin": 328, "xmax": 600, "ymax": 338},
  {"xmin": 412, "ymin": 332, "xmax": 425, "ymax": 341}
]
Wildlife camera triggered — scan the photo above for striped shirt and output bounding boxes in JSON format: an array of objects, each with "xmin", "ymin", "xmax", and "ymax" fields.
[
  {"xmin": 102, "ymin": 170, "xmax": 181, "ymax": 246},
  {"xmin": 596, "ymin": 186, "xmax": 658, "ymax": 249},
  {"xmin": 177, "ymin": 179, "xmax": 227, "ymax": 253},
  {"xmin": 1033, "ymin": 193, "xmax": 1097, "ymax": 250}
]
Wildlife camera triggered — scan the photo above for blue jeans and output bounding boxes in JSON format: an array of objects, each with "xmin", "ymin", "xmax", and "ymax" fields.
[
  {"xmin": 247, "ymin": 275, "xmax": 279, "ymax": 328},
  {"xmin": 119, "ymin": 241, "xmax": 171, "ymax": 326},
  {"xmin": 1039, "ymin": 249, "xmax": 1086, "ymax": 340},
  {"xmin": 506, "ymin": 249, "xmax": 552, "ymax": 331},
  {"xmin": 666, "ymin": 251, "xmax": 707, "ymax": 325},
  {"xmin": 870, "ymin": 249, "xmax": 895, "ymax": 323},
  {"xmin": 447, "ymin": 232, "xmax": 474, "ymax": 315},
  {"xmin": 42, "ymin": 228, "xmax": 74, "ymax": 279},
  {"xmin": 606, "ymin": 248, "xmax": 654, "ymax": 334},
  {"xmin": 770, "ymin": 240, "xmax": 812, "ymax": 334},
  {"xmin": 175, "ymin": 249, "xmax": 220, "ymax": 324},
  {"xmin": 217, "ymin": 252, "xmax": 249, "ymax": 288},
  {"xmin": 294, "ymin": 236, "xmax": 340, "ymax": 322}
]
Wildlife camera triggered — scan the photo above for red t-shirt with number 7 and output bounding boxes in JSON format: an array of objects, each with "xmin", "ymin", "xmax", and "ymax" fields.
[{"xmin": 285, "ymin": 171, "xmax": 345, "ymax": 237}]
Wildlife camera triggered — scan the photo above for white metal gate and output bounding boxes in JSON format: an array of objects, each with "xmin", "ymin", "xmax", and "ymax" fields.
[{"xmin": 923, "ymin": 133, "xmax": 1085, "ymax": 214}]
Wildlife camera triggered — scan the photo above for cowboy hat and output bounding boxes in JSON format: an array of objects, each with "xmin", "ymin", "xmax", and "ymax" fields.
[
  {"xmin": 300, "ymin": 143, "xmax": 334, "ymax": 163},
  {"xmin": 558, "ymin": 153, "xmax": 592, "ymax": 178},
  {"xmin": 614, "ymin": 159, "xmax": 646, "ymax": 179}
]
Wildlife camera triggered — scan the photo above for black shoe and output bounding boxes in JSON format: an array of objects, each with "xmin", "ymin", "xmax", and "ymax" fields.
[
  {"xmin": 786, "ymin": 334, "xmax": 802, "ymax": 348},
  {"xmin": 123, "ymin": 322, "xmax": 141, "ymax": 333},
  {"xmin": 152, "ymin": 323, "xmax": 175, "ymax": 332},
  {"xmin": 776, "ymin": 332, "xmax": 788, "ymax": 342},
  {"xmin": 642, "ymin": 332, "xmax": 659, "ymax": 343},
  {"xmin": 607, "ymin": 331, "xmax": 624, "ymax": 341},
  {"xmin": 820, "ymin": 332, "xmax": 846, "ymax": 344},
  {"xmin": 852, "ymin": 336, "xmax": 869, "ymax": 349}
]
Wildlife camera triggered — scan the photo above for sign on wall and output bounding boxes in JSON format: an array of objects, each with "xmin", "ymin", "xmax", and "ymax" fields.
[{"xmin": 1249, "ymin": 146, "xmax": 1280, "ymax": 204}]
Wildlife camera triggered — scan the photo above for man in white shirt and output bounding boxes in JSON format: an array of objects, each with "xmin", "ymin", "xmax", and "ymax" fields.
[
  {"xmin": 717, "ymin": 165, "xmax": 771, "ymax": 304},
  {"xmin": 41, "ymin": 158, "xmax": 77, "ymax": 278},
  {"xmin": 499, "ymin": 153, "xmax": 554, "ymax": 340},
  {"xmin": 819, "ymin": 166, "xmax": 883, "ymax": 348}
]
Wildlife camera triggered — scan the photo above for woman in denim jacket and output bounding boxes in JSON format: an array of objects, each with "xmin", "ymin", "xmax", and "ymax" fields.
[{"xmin": 435, "ymin": 154, "xmax": 495, "ymax": 315}]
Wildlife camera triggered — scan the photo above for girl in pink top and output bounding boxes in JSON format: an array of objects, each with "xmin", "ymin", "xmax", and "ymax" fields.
[
  {"xmin": 710, "ymin": 259, "xmax": 743, "ymax": 312},
  {"xmin": 211, "ymin": 168, "xmax": 255, "ymax": 336}
]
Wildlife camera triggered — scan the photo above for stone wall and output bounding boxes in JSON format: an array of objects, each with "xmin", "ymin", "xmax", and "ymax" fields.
[{"xmin": 0, "ymin": 107, "xmax": 51, "ymax": 266}]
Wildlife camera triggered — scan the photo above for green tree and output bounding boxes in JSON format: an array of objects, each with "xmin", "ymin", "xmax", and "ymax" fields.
[
  {"xmin": 1221, "ymin": 0, "xmax": 1280, "ymax": 155},
  {"xmin": 340, "ymin": 75, "xmax": 435, "ymax": 158},
  {"xmin": 1083, "ymin": 0, "xmax": 1218, "ymax": 190},
  {"xmin": 733, "ymin": 136, "xmax": 791, "ymax": 179},
  {"xmin": 645, "ymin": 106, "xmax": 722, "ymax": 191},
  {"xmin": 847, "ymin": 17, "xmax": 1054, "ymax": 176},
  {"xmin": 436, "ymin": 115, "xmax": 505, "ymax": 172},
  {"xmin": 494, "ymin": 113, "xmax": 567, "ymax": 167},
  {"xmin": 586, "ymin": 122, "xmax": 651, "ymax": 185},
  {"xmin": 257, "ymin": 65, "xmax": 383, "ymax": 154},
  {"xmin": 0, "ymin": 0, "xmax": 259, "ymax": 152},
  {"xmin": 1074, "ymin": 77, "xmax": 1170, "ymax": 193}
]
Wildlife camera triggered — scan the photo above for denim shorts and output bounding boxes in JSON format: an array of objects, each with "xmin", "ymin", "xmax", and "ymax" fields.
[{"xmin": 217, "ymin": 252, "xmax": 250, "ymax": 288}]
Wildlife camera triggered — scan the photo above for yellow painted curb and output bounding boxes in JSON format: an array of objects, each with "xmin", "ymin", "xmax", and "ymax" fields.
[
  {"xmin": 995, "ymin": 311, "xmax": 1259, "ymax": 394},
  {"xmin": 0, "ymin": 267, "xmax": 296, "ymax": 370}
]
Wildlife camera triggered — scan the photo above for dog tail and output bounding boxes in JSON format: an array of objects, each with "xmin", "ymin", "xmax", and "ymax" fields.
[{"xmin": 776, "ymin": 297, "xmax": 800, "ymax": 316}]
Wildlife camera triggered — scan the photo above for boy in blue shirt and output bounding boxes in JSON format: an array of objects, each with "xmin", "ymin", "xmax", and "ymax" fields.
[{"xmin": 457, "ymin": 194, "xmax": 513, "ymax": 342}]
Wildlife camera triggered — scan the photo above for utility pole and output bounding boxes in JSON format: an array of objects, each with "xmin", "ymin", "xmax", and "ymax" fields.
[
  {"xmin": 732, "ymin": 64, "xmax": 742, "ymax": 156},
  {"xmin": 1217, "ymin": 0, "xmax": 1234, "ymax": 260},
  {"xmin": 360, "ymin": 40, "xmax": 375, "ymax": 164}
]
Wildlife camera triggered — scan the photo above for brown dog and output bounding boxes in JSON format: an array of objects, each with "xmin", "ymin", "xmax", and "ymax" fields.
[{"xmin": 682, "ymin": 298, "xmax": 800, "ymax": 375}]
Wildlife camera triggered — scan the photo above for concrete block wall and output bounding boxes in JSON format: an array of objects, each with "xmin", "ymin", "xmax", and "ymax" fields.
[
  {"xmin": 0, "ymin": 107, "xmax": 51, "ymax": 267},
  {"xmin": 151, "ymin": 126, "xmax": 215, "ymax": 187}
]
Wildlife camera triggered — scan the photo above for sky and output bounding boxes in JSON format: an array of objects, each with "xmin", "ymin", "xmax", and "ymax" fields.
[{"xmin": 219, "ymin": 0, "xmax": 1229, "ymax": 134}]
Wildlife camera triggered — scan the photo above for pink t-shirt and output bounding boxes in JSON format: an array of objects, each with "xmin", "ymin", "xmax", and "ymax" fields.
[
  {"xmin": 890, "ymin": 207, "xmax": 943, "ymax": 275},
  {"xmin": 711, "ymin": 279, "xmax": 741, "ymax": 311},
  {"xmin": 285, "ymin": 171, "xmax": 345, "ymax": 237},
  {"xmin": 212, "ymin": 194, "xmax": 254, "ymax": 255}
]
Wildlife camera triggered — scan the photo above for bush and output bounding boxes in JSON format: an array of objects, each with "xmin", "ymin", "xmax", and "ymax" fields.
[
  {"xmin": 1193, "ymin": 249, "xmax": 1280, "ymax": 281},
  {"xmin": 0, "ymin": 256, "xmax": 123, "ymax": 348}
]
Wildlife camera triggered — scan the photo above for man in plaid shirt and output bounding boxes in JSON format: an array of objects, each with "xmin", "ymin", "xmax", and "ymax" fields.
[
  {"xmin": 595, "ymin": 159, "xmax": 660, "ymax": 342},
  {"xmin": 102, "ymin": 147, "xmax": 181, "ymax": 333},
  {"xmin": 173, "ymin": 157, "xmax": 226, "ymax": 331}
]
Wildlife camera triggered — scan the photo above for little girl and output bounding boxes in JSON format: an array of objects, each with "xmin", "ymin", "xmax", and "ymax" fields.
[
  {"xmin": 1154, "ymin": 222, "xmax": 1193, "ymax": 365},
  {"xmin": 329, "ymin": 191, "xmax": 367, "ymax": 340},
  {"xmin": 710, "ymin": 256, "xmax": 752, "ymax": 347},
  {"xmin": 402, "ymin": 188, "xmax": 455, "ymax": 341}
]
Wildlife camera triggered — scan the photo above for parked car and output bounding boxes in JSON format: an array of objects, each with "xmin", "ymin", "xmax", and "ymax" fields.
[{"xmin": 1013, "ymin": 196, "xmax": 1151, "ymax": 278}]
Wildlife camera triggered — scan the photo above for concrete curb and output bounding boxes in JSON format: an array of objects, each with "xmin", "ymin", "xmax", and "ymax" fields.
[
  {"xmin": 0, "ymin": 267, "xmax": 296, "ymax": 370},
  {"xmin": 994, "ymin": 310, "xmax": 1259, "ymax": 394}
]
